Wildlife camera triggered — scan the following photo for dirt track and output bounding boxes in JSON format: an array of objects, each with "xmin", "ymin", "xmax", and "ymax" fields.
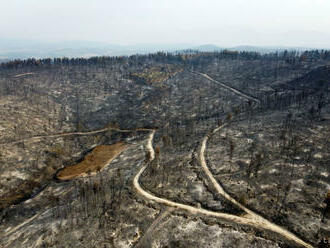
[
  {"xmin": 191, "ymin": 71, "xmax": 260, "ymax": 104},
  {"xmin": 200, "ymin": 125, "xmax": 313, "ymax": 248},
  {"xmin": 133, "ymin": 72, "xmax": 313, "ymax": 247},
  {"xmin": 1, "ymin": 116, "xmax": 313, "ymax": 247},
  {"xmin": 13, "ymin": 73, "xmax": 36, "ymax": 78},
  {"xmin": 133, "ymin": 128, "xmax": 312, "ymax": 247},
  {"xmin": 1, "ymin": 72, "xmax": 314, "ymax": 247},
  {"xmin": 0, "ymin": 127, "xmax": 153, "ymax": 146}
]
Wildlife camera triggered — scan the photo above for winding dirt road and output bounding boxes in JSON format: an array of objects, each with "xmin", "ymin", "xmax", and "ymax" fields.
[
  {"xmin": 2, "ymin": 119, "xmax": 313, "ymax": 246},
  {"xmin": 134, "ymin": 128, "xmax": 313, "ymax": 247},
  {"xmin": 133, "ymin": 132, "xmax": 260, "ymax": 225},
  {"xmin": 200, "ymin": 125, "xmax": 313, "ymax": 248},
  {"xmin": 195, "ymin": 73, "xmax": 311, "ymax": 246},
  {"xmin": 133, "ymin": 129, "xmax": 312, "ymax": 247},
  {"xmin": 133, "ymin": 83, "xmax": 312, "ymax": 248},
  {"xmin": 1, "ymin": 71, "xmax": 313, "ymax": 247}
]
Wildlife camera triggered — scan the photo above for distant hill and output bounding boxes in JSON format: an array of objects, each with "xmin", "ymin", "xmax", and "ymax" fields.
[
  {"xmin": 0, "ymin": 39, "xmax": 194, "ymax": 60},
  {"xmin": 227, "ymin": 45, "xmax": 313, "ymax": 54},
  {"xmin": 181, "ymin": 45, "xmax": 315, "ymax": 54},
  {"xmin": 0, "ymin": 38, "xmax": 319, "ymax": 60},
  {"xmin": 192, "ymin": 44, "xmax": 223, "ymax": 52}
]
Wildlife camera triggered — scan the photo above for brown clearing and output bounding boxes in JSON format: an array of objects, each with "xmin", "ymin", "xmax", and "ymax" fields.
[
  {"xmin": 56, "ymin": 142, "xmax": 127, "ymax": 180},
  {"xmin": 0, "ymin": 142, "xmax": 127, "ymax": 210}
]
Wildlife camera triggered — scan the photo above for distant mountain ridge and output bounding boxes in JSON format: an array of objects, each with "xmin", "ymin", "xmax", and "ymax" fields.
[
  {"xmin": 0, "ymin": 38, "xmax": 318, "ymax": 60},
  {"xmin": 191, "ymin": 45, "xmax": 314, "ymax": 53}
]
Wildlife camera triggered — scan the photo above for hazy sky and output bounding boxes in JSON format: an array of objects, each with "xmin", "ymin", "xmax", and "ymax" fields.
[{"xmin": 1, "ymin": 0, "xmax": 330, "ymax": 47}]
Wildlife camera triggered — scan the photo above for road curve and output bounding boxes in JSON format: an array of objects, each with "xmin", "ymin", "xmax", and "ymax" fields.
[
  {"xmin": 133, "ymin": 131, "xmax": 260, "ymax": 222},
  {"xmin": 134, "ymin": 129, "xmax": 313, "ymax": 248},
  {"xmin": 199, "ymin": 124, "xmax": 313, "ymax": 248},
  {"xmin": 0, "ymin": 73, "xmax": 311, "ymax": 247}
]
